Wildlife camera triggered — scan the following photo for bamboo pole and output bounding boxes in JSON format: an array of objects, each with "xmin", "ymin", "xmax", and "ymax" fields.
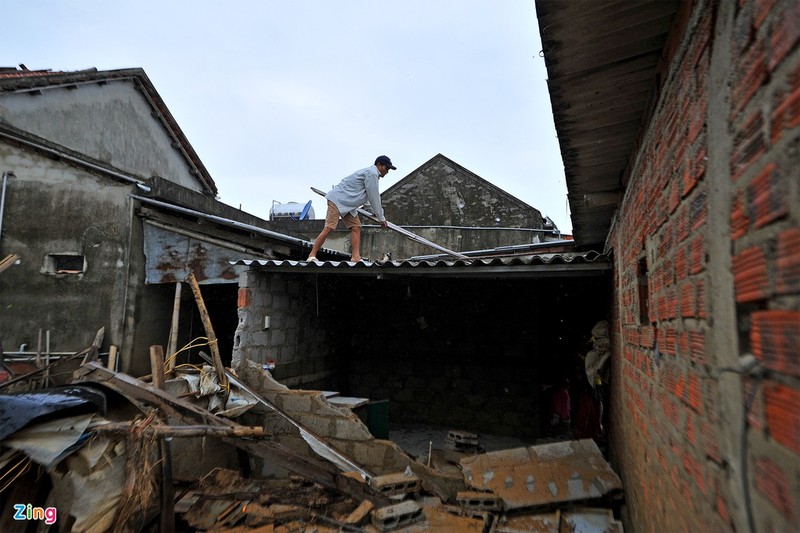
[
  {"xmin": 90, "ymin": 423, "xmax": 266, "ymax": 438},
  {"xmin": 166, "ymin": 282, "xmax": 182, "ymax": 373},
  {"xmin": 185, "ymin": 272, "xmax": 228, "ymax": 389}
]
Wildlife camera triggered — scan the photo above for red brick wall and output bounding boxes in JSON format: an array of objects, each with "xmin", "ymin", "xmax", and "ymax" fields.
[{"xmin": 608, "ymin": 1, "xmax": 800, "ymax": 531}]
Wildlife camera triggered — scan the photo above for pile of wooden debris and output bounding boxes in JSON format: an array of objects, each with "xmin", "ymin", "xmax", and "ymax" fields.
[{"xmin": 0, "ymin": 331, "xmax": 625, "ymax": 532}]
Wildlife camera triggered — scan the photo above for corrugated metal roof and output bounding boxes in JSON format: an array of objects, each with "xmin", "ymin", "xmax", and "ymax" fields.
[
  {"xmin": 535, "ymin": 0, "xmax": 681, "ymax": 248},
  {"xmin": 232, "ymin": 250, "xmax": 610, "ymax": 278}
]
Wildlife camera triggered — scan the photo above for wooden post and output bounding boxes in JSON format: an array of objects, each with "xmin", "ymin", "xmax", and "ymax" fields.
[
  {"xmin": 107, "ymin": 345, "xmax": 118, "ymax": 372},
  {"xmin": 149, "ymin": 345, "xmax": 166, "ymax": 390},
  {"xmin": 166, "ymin": 282, "xmax": 182, "ymax": 373},
  {"xmin": 35, "ymin": 328, "xmax": 42, "ymax": 369},
  {"xmin": 160, "ymin": 438, "xmax": 175, "ymax": 533},
  {"xmin": 43, "ymin": 330, "xmax": 50, "ymax": 387},
  {"xmin": 185, "ymin": 272, "xmax": 228, "ymax": 389}
]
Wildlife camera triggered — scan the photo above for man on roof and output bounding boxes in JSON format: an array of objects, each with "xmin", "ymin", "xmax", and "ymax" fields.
[{"xmin": 307, "ymin": 155, "xmax": 395, "ymax": 263}]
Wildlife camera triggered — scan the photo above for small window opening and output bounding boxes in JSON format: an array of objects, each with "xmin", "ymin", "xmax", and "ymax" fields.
[
  {"xmin": 45, "ymin": 253, "xmax": 85, "ymax": 274},
  {"xmin": 638, "ymin": 257, "xmax": 650, "ymax": 324}
]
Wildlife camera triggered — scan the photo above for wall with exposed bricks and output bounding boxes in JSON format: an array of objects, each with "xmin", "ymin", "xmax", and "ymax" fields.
[{"xmin": 608, "ymin": 1, "xmax": 799, "ymax": 532}]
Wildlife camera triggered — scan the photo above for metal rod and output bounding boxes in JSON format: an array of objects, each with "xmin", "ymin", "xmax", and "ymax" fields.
[{"xmin": 131, "ymin": 195, "xmax": 315, "ymax": 249}]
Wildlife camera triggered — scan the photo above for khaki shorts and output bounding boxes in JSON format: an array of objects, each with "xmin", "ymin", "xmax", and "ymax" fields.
[{"xmin": 324, "ymin": 200, "xmax": 360, "ymax": 230}]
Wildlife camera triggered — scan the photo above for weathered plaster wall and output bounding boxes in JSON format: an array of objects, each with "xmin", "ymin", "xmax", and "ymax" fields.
[
  {"xmin": 608, "ymin": 1, "xmax": 800, "ymax": 531},
  {"xmin": 0, "ymin": 146, "xmax": 136, "ymax": 357},
  {"xmin": 0, "ymin": 81, "xmax": 201, "ymax": 191}
]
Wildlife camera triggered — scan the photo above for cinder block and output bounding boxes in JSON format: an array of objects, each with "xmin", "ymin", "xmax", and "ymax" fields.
[
  {"xmin": 456, "ymin": 491, "xmax": 504, "ymax": 513},
  {"xmin": 370, "ymin": 471, "xmax": 421, "ymax": 497},
  {"xmin": 333, "ymin": 417, "xmax": 373, "ymax": 441},
  {"xmin": 445, "ymin": 429, "xmax": 481, "ymax": 452},
  {"xmin": 371, "ymin": 500, "xmax": 424, "ymax": 531}
]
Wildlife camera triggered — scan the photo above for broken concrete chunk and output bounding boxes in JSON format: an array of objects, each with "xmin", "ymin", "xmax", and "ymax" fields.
[
  {"xmin": 371, "ymin": 500, "xmax": 425, "ymax": 531},
  {"xmin": 460, "ymin": 439, "xmax": 622, "ymax": 511}
]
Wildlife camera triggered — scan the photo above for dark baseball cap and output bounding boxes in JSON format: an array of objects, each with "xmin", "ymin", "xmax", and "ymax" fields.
[{"xmin": 375, "ymin": 155, "xmax": 396, "ymax": 169}]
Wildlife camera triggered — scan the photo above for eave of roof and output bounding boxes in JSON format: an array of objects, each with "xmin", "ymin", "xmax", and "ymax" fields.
[
  {"xmin": 0, "ymin": 66, "xmax": 217, "ymax": 196},
  {"xmin": 535, "ymin": 1, "xmax": 681, "ymax": 248},
  {"xmin": 232, "ymin": 251, "xmax": 611, "ymax": 279}
]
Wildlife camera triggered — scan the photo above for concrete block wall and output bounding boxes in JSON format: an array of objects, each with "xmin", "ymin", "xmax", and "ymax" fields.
[
  {"xmin": 237, "ymin": 360, "xmax": 464, "ymax": 500},
  {"xmin": 608, "ymin": 1, "xmax": 800, "ymax": 532},
  {"xmin": 232, "ymin": 270, "xmax": 334, "ymax": 389},
  {"xmin": 347, "ymin": 351, "xmax": 545, "ymax": 439}
]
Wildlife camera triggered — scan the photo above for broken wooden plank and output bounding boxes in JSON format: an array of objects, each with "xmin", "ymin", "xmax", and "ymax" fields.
[
  {"xmin": 90, "ymin": 423, "xmax": 267, "ymax": 438},
  {"xmin": 81, "ymin": 327, "xmax": 105, "ymax": 365}
]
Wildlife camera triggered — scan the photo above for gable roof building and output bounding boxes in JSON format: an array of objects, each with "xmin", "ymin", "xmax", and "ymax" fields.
[
  {"xmin": 0, "ymin": 66, "xmax": 326, "ymax": 375},
  {"xmin": 0, "ymin": 66, "xmax": 216, "ymax": 195},
  {"xmin": 382, "ymin": 153, "xmax": 549, "ymax": 229}
]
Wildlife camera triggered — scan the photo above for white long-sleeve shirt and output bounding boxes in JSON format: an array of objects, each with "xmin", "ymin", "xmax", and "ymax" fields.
[{"xmin": 325, "ymin": 164, "xmax": 385, "ymax": 221}]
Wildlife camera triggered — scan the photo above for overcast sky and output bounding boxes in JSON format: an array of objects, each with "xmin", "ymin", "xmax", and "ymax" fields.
[{"xmin": 4, "ymin": 1, "xmax": 571, "ymax": 233}]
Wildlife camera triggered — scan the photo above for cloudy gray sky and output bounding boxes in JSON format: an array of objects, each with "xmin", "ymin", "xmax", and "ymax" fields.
[{"xmin": 4, "ymin": 1, "xmax": 571, "ymax": 233}]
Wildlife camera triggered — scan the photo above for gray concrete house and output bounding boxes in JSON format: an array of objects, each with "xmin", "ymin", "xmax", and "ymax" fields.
[{"xmin": 0, "ymin": 67, "xmax": 327, "ymax": 376}]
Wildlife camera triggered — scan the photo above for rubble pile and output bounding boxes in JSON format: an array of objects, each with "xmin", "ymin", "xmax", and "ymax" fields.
[{"xmin": 1, "ymin": 332, "xmax": 624, "ymax": 532}]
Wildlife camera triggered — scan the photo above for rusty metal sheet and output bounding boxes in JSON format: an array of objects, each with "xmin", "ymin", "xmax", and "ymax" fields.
[
  {"xmin": 460, "ymin": 439, "xmax": 622, "ymax": 511},
  {"xmin": 143, "ymin": 222, "xmax": 248, "ymax": 284}
]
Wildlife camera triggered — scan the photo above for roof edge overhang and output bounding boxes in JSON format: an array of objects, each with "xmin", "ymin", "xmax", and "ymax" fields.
[{"xmin": 535, "ymin": 0, "xmax": 682, "ymax": 248}]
